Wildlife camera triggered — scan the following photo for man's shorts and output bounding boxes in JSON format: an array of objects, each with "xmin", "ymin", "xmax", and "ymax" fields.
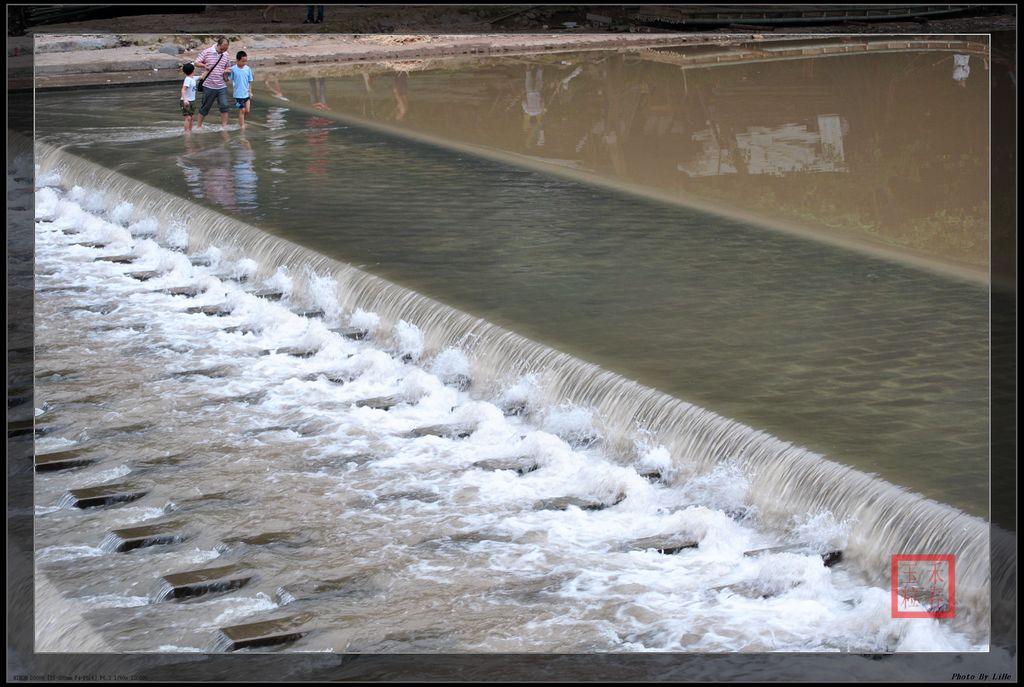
[
  {"xmin": 235, "ymin": 97, "xmax": 251, "ymax": 109},
  {"xmin": 181, "ymin": 100, "xmax": 195, "ymax": 116}
]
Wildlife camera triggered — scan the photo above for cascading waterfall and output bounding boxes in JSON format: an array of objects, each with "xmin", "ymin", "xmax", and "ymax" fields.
[{"xmin": 35, "ymin": 142, "xmax": 1005, "ymax": 641}]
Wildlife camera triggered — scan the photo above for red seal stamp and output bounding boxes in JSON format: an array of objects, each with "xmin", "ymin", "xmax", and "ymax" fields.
[{"xmin": 891, "ymin": 554, "xmax": 956, "ymax": 618}]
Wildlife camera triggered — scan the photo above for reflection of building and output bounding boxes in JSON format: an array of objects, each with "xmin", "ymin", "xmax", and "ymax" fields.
[{"xmin": 678, "ymin": 116, "xmax": 847, "ymax": 177}]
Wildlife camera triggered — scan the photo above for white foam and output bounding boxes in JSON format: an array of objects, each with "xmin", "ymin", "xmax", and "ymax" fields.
[{"xmin": 396, "ymin": 320, "xmax": 424, "ymax": 362}]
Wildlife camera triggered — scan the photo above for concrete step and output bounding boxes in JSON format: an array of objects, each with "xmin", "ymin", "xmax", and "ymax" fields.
[
  {"xmin": 185, "ymin": 304, "xmax": 233, "ymax": 317},
  {"xmin": 94, "ymin": 254, "xmax": 137, "ymax": 264},
  {"xmin": 216, "ymin": 613, "xmax": 314, "ymax": 652},
  {"xmin": 743, "ymin": 544, "xmax": 843, "ymax": 567},
  {"xmin": 405, "ymin": 423, "xmax": 475, "ymax": 439},
  {"xmin": 189, "ymin": 255, "xmax": 213, "ymax": 267},
  {"xmin": 72, "ymin": 241, "xmax": 107, "ymax": 249},
  {"xmin": 102, "ymin": 522, "xmax": 187, "ymax": 552},
  {"xmin": 533, "ymin": 494, "xmax": 625, "ymax": 512},
  {"xmin": 126, "ymin": 270, "xmax": 162, "ymax": 281},
  {"xmin": 329, "ymin": 326, "xmax": 368, "ymax": 340},
  {"xmin": 625, "ymin": 535, "xmax": 699, "ymax": 555},
  {"xmin": 249, "ymin": 289, "xmax": 283, "ymax": 301},
  {"xmin": 35, "ymin": 448, "xmax": 97, "ymax": 472},
  {"xmin": 162, "ymin": 286, "xmax": 202, "ymax": 297},
  {"xmin": 157, "ymin": 563, "xmax": 254, "ymax": 601},
  {"xmin": 473, "ymin": 456, "xmax": 539, "ymax": 475},
  {"xmin": 65, "ymin": 482, "xmax": 147, "ymax": 509},
  {"xmin": 260, "ymin": 346, "xmax": 318, "ymax": 358},
  {"xmin": 274, "ymin": 572, "xmax": 381, "ymax": 605},
  {"xmin": 354, "ymin": 395, "xmax": 404, "ymax": 411}
]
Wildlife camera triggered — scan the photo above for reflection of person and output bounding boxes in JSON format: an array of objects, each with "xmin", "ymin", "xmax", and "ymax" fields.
[
  {"xmin": 393, "ymin": 72, "xmax": 409, "ymax": 121},
  {"xmin": 306, "ymin": 78, "xmax": 331, "ymax": 176},
  {"xmin": 234, "ymin": 134, "xmax": 258, "ymax": 212},
  {"xmin": 309, "ymin": 76, "xmax": 330, "ymax": 110},
  {"xmin": 180, "ymin": 63, "xmax": 197, "ymax": 132},
  {"xmin": 194, "ymin": 36, "xmax": 232, "ymax": 128},
  {"xmin": 522, "ymin": 67, "xmax": 545, "ymax": 148},
  {"xmin": 229, "ymin": 51, "xmax": 254, "ymax": 128},
  {"xmin": 203, "ymin": 132, "xmax": 236, "ymax": 209},
  {"xmin": 953, "ymin": 54, "xmax": 971, "ymax": 87},
  {"xmin": 305, "ymin": 5, "xmax": 325, "ymax": 23},
  {"xmin": 265, "ymin": 76, "xmax": 289, "ymax": 101}
]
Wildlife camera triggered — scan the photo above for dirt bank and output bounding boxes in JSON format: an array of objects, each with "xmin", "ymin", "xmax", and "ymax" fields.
[{"xmin": 14, "ymin": 33, "xmax": 774, "ymax": 90}]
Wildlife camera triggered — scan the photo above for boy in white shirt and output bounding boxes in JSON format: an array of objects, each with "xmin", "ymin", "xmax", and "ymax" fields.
[{"xmin": 180, "ymin": 63, "xmax": 198, "ymax": 132}]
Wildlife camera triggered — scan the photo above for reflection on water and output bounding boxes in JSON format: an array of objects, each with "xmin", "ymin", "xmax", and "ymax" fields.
[
  {"xmin": 32, "ymin": 41, "xmax": 992, "ymax": 516},
  {"xmin": 273, "ymin": 42, "xmax": 988, "ymax": 272}
]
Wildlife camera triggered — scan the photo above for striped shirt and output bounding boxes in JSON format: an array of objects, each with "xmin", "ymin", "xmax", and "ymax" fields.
[{"xmin": 196, "ymin": 45, "xmax": 230, "ymax": 89}]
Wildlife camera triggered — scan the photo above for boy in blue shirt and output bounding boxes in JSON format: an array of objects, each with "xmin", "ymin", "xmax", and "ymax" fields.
[{"xmin": 227, "ymin": 51, "xmax": 254, "ymax": 128}]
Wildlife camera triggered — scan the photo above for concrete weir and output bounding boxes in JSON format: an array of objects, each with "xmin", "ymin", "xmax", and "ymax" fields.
[
  {"xmin": 155, "ymin": 564, "xmax": 254, "ymax": 601},
  {"xmin": 101, "ymin": 522, "xmax": 187, "ymax": 552}
]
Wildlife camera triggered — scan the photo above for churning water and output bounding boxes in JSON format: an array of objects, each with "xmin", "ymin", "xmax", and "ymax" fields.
[{"xmin": 30, "ymin": 145, "xmax": 1003, "ymax": 654}]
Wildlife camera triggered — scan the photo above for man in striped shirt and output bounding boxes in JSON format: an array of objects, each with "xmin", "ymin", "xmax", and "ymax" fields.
[{"xmin": 194, "ymin": 36, "xmax": 232, "ymax": 128}]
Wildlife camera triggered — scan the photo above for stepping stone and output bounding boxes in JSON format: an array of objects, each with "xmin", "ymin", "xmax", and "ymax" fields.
[
  {"xmin": 355, "ymin": 395, "xmax": 403, "ymax": 410},
  {"xmin": 72, "ymin": 241, "xmax": 107, "ymax": 249},
  {"xmin": 329, "ymin": 326, "xmax": 367, "ymax": 340},
  {"xmin": 626, "ymin": 535, "xmax": 699, "ymax": 555},
  {"xmin": 162, "ymin": 286, "xmax": 202, "ymax": 297},
  {"xmin": 189, "ymin": 255, "xmax": 213, "ymax": 267},
  {"xmin": 126, "ymin": 270, "xmax": 162, "ymax": 281},
  {"xmin": 250, "ymin": 289, "xmax": 283, "ymax": 301},
  {"xmin": 743, "ymin": 544, "xmax": 843, "ymax": 568},
  {"xmin": 157, "ymin": 564, "xmax": 254, "ymax": 601},
  {"xmin": 94, "ymin": 254, "xmax": 136, "ymax": 264},
  {"xmin": 261, "ymin": 346, "xmax": 318, "ymax": 358},
  {"xmin": 103, "ymin": 522, "xmax": 187, "ymax": 552},
  {"xmin": 185, "ymin": 304, "xmax": 233, "ymax": 317},
  {"xmin": 217, "ymin": 614, "xmax": 313, "ymax": 652},
  {"xmin": 533, "ymin": 494, "xmax": 625, "ymax": 512},
  {"xmin": 405, "ymin": 424, "xmax": 475, "ymax": 439},
  {"xmin": 62, "ymin": 228, "xmax": 82, "ymax": 235},
  {"xmin": 292, "ymin": 308, "xmax": 324, "ymax": 319},
  {"xmin": 66, "ymin": 482, "xmax": 147, "ymax": 509},
  {"xmin": 473, "ymin": 456, "xmax": 539, "ymax": 475},
  {"xmin": 35, "ymin": 448, "xmax": 96, "ymax": 472}
]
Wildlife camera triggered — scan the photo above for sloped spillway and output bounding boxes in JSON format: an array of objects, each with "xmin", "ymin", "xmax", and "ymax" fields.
[{"xmin": 30, "ymin": 145, "xmax": 1003, "ymax": 653}]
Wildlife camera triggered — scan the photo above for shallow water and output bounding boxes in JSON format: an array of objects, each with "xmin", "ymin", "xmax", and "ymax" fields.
[{"xmin": 34, "ymin": 44, "xmax": 989, "ymax": 516}]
